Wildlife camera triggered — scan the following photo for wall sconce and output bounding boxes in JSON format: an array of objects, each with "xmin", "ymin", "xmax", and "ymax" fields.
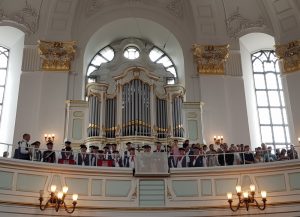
[
  {"xmin": 39, "ymin": 185, "xmax": 78, "ymax": 213},
  {"xmin": 213, "ymin": 135, "xmax": 223, "ymax": 144},
  {"xmin": 44, "ymin": 134, "xmax": 55, "ymax": 143},
  {"xmin": 298, "ymin": 137, "xmax": 300, "ymax": 143},
  {"xmin": 227, "ymin": 185, "xmax": 267, "ymax": 212}
]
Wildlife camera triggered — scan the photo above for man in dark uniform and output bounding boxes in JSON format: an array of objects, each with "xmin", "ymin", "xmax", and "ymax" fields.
[
  {"xmin": 42, "ymin": 142, "xmax": 56, "ymax": 163},
  {"xmin": 153, "ymin": 142, "xmax": 164, "ymax": 152},
  {"xmin": 76, "ymin": 144, "xmax": 90, "ymax": 166},
  {"xmin": 189, "ymin": 145, "xmax": 204, "ymax": 167},
  {"xmin": 61, "ymin": 141, "xmax": 72, "ymax": 160}
]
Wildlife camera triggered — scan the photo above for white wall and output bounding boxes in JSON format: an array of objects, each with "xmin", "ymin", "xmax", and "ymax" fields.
[
  {"xmin": 200, "ymin": 75, "xmax": 250, "ymax": 145},
  {"xmin": 0, "ymin": 27, "xmax": 24, "ymax": 153},
  {"xmin": 13, "ymin": 71, "xmax": 68, "ymax": 149}
]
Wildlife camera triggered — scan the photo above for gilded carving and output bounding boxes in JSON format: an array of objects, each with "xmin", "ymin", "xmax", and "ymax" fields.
[
  {"xmin": 38, "ymin": 40, "xmax": 76, "ymax": 71},
  {"xmin": 275, "ymin": 40, "xmax": 300, "ymax": 73},
  {"xmin": 192, "ymin": 44, "xmax": 229, "ymax": 75}
]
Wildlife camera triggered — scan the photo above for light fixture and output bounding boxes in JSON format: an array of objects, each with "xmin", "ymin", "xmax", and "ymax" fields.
[
  {"xmin": 39, "ymin": 185, "xmax": 78, "ymax": 213},
  {"xmin": 44, "ymin": 134, "xmax": 55, "ymax": 143},
  {"xmin": 298, "ymin": 137, "xmax": 300, "ymax": 143},
  {"xmin": 227, "ymin": 185, "xmax": 267, "ymax": 211},
  {"xmin": 213, "ymin": 135, "xmax": 224, "ymax": 144}
]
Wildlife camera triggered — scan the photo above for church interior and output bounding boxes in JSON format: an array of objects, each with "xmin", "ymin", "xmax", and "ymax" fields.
[{"xmin": 0, "ymin": 0, "xmax": 300, "ymax": 216}]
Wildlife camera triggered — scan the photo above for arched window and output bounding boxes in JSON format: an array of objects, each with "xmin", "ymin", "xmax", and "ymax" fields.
[
  {"xmin": 123, "ymin": 46, "xmax": 140, "ymax": 60},
  {"xmin": 149, "ymin": 47, "xmax": 177, "ymax": 84},
  {"xmin": 251, "ymin": 50, "xmax": 290, "ymax": 150},
  {"xmin": 0, "ymin": 46, "xmax": 9, "ymax": 125},
  {"xmin": 86, "ymin": 46, "xmax": 114, "ymax": 83}
]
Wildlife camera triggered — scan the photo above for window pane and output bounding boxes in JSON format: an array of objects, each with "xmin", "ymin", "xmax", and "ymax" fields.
[
  {"xmin": 282, "ymin": 108, "xmax": 288, "ymax": 124},
  {"xmin": 264, "ymin": 61, "xmax": 275, "ymax": 72},
  {"xmin": 252, "ymin": 59, "xmax": 263, "ymax": 72},
  {"xmin": 256, "ymin": 91, "xmax": 268, "ymax": 106},
  {"xmin": 265, "ymin": 73, "xmax": 278, "ymax": 89},
  {"xmin": 87, "ymin": 66, "xmax": 97, "ymax": 76},
  {"xmin": 270, "ymin": 108, "xmax": 282, "ymax": 124},
  {"xmin": 100, "ymin": 47, "xmax": 114, "ymax": 61},
  {"xmin": 149, "ymin": 48, "xmax": 163, "ymax": 62},
  {"xmin": 285, "ymin": 126, "xmax": 290, "ymax": 143},
  {"xmin": 268, "ymin": 91, "xmax": 280, "ymax": 106},
  {"xmin": 157, "ymin": 56, "xmax": 172, "ymax": 67},
  {"xmin": 273, "ymin": 126, "xmax": 285, "ymax": 143},
  {"xmin": 261, "ymin": 126, "xmax": 273, "ymax": 143},
  {"xmin": 0, "ymin": 53, "xmax": 8, "ymax": 68},
  {"xmin": 275, "ymin": 61, "xmax": 280, "ymax": 73},
  {"xmin": 91, "ymin": 55, "xmax": 107, "ymax": 66},
  {"xmin": 254, "ymin": 74, "xmax": 265, "ymax": 89},
  {"xmin": 258, "ymin": 108, "xmax": 270, "ymax": 124},
  {"xmin": 277, "ymin": 75, "xmax": 282, "ymax": 89},
  {"xmin": 275, "ymin": 145, "xmax": 288, "ymax": 151},
  {"xmin": 167, "ymin": 67, "xmax": 176, "ymax": 77},
  {"xmin": 0, "ymin": 87, "xmax": 4, "ymax": 103},
  {"xmin": 280, "ymin": 91, "xmax": 285, "ymax": 106},
  {"xmin": 0, "ymin": 69, "xmax": 7, "ymax": 86}
]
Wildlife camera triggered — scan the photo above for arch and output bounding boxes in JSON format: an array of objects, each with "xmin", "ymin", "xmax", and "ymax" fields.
[
  {"xmin": 81, "ymin": 18, "xmax": 186, "ymax": 99},
  {"xmin": 0, "ymin": 26, "xmax": 25, "ymax": 154}
]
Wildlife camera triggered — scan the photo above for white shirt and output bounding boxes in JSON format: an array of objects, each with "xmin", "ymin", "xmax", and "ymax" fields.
[{"xmin": 19, "ymin": 139, "xmax": 30, "ymax": 154}]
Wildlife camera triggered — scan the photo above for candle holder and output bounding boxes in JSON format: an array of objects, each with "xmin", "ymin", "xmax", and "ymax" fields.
[{"xmin": 227, "ymin": 185, "xmax": 267, "ymax": 212}]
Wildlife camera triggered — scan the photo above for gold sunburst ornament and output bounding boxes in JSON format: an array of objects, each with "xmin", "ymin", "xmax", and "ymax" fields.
[{"xmin": 275, "ymin": 40, "xmax": 300, "ymax": 73}]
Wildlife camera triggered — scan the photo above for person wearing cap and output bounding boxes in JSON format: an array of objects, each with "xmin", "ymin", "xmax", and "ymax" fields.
[
  {"xmin": 31, "ymin": 141, "xmax": 42, "ymax": 161},
  {"xmin": 76, "ymin": 144, "xmax": 90, "ymax": 166},
  {"xmin": 143, "ymin": 144, "xmax": 151, "ymax": 153},
  {"xmin": 90, "ymin": 145, "xmax": 99, "ymax": 166},
  {"xmin": 122, "ymin": 142, "xmax": 132, "ymax": 166},
  {"xmin": 112, "ymin": 150, "xmax": 123, "ymax": 167},
  {"xmin": 176, "ymin": 147, "xmax": 189, "ymax": 168},
  {"xmin": 103, "ymin": 145, "xmax": 112, "ymax": 160},
  {"xmin": 61, "ymin": 141, "xmax": 73, "ymax": 160},
  {"xmin": 153, "ymin": 142, "xmax": 164, "ymax": 152},
  {"xmin": 124, "ymin": 147, "xmax": 135, "ymax": 168},
  {"xmin": 189, "ymin": 145, "xmax": 204, "ymax": 167},
  {"xmin": 42, "ymin": 142, "xmax": 56, "ymax": 163}
]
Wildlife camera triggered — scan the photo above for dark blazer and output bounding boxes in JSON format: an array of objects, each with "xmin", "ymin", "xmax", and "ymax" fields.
[
  {"xmin": 189, "ymin": 155, "xmax": 203, "ymax": 167},
  {"xmin": 168, "ymin": 155, "xmax": 176, "ymax": 168},
  {"xmin": 113, "ymin": 158, "xmax": 123, "ymax": 167},
  {"xmin": 42, "ymin": 151, "xmax": 56, "ymax": 163},
  {"xmin": 77, "ymin": 153, "xmax": 90, "ymax": 166},
  {"xmin": 176, "ymin": 156, "xmax": 188, "ymax": 168}
]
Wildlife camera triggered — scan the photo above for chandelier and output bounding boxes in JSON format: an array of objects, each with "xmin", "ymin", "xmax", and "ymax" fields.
[
  {"xmin": 227, "ymin": 185, "xmax": 267, "ymax": 211},
  {"xmin": 39, "ymin": 185, "xmax": 78, "ymax": 213}
]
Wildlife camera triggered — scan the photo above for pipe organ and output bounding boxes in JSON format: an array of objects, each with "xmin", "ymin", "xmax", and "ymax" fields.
[{"xmin": 84, "ymin": 67, "xmax": 186, "ymax": 144}]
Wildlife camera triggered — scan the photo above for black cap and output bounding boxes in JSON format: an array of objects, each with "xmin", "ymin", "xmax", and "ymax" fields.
[
  {"xmin": 179, "ymin": 147, "xmax": 185, "ymax": 151},
  {"xmin": 65, "ymin": 141, "xmax": 71, "ymax": 145},
  {"xmin": 80, "ymin": 144, "xmax": 87, "ymax": 149},
  {"xmin": 103, "ymin": 146, "xmax": 109, "ymax": 149},
  {"xmin": 90, "ymin": 145, "xmax": 96, "ymax": 149},
  {"xmin": 143, "ymin": 144, "xmax": 151, "ymax": 149},
  {"xmin": 129, "ymin": 147, "xmax": 135, "ymax": 151}
]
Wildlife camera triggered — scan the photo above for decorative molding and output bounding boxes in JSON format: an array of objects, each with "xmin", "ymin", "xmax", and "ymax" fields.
[
  {"xmin": 166, "ymin": 0, "xmax": 184, "ymax": 19},
  {"xmin": 0, "ymin": 0, "xmax": 41, "ymax": 34},
  {"xmin": 192, "ymin": 44, "xmax": 229, "ymax": 75},
  {"xmin": 226, "ymin": 8, "xmax": 266, "ymax": 38},
  {"xmin": 38, "ymin": 40, "xmax": 76, "ymax": 71},
  {"xmin": 275, "ymin": 40, "xmax": 300, "ymax": 73}
]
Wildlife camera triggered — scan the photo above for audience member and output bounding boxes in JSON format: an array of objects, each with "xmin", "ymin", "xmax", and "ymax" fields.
[
  {"xmin": 42, "ymin": 142, "xmax": 56, "ymax": 163},
  {"xmin": 76, "ymin": 144, "xmax": 90, "ymax": 166},
  {"xmin": 31, "ymin": 141, "xmax": 42, "ymax": 161}
]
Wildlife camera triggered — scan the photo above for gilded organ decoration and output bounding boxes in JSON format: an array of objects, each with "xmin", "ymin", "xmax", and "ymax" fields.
[
  {"xmin": 38, "ymin": 40, "xmax": 76, "ymax": 71},
  {"xmin": 275, "ymin": 40, "xmax": 300, "ymax": 73},
  {"xmin": 192, "ymin": 44, "xmax": 229, "ymax": 75}
]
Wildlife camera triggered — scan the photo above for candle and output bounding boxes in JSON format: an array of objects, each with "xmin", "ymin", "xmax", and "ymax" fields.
[
  {"xmin": 50, "ymin": 185, "xmax": 56, "ymax": 193},
  {"xmin": 227, "ymin": 192, "xmax": 232, "ymax": 200},
  {"xmin": 62, "ymin": 186, "xmax": 68, "ymax": 194},
  {"xmin": 39, "ymin": 190, "xmax": 44, "ymax": 198},
  {"xmin": 72, "ymin": 194, "xmax": 78, "ymax": 201},
  {"xmin": 261, "ymin": 191, "xmax": 267, "ymax": 199},
  {"xmin": 298, "ymin": 137, "xmax": 300, "ymax": 142},
  {"xmin": 250, "ymin": 184, "xmax": 255, "ymax": 192},
  {"xmin": 57, "ymin": 191, "xmax": 63, "ymax": 199},
  {"xmin": 236, "ymin": 185, "xmax": 241, "ymax": 193},
  {"xmin": 243, "ymin": 191, "xmax": 249, "ymax": 198}
]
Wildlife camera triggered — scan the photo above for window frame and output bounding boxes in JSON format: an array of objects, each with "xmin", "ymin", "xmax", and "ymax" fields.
[
  {"xmin": 251, "ymin": 50, "xmax": 290, "ymax": 151},
  {"xmin": 0, "ymin": 45, "xmax": 9, "ymax": 125}
]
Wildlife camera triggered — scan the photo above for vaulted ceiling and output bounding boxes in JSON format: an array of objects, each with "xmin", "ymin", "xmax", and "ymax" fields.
[{"xmin": 0, "ymin": 0, "xmax": 299, "ymax": 45}]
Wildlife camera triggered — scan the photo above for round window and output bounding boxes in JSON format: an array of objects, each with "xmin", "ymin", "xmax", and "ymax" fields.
[{"xmin": 124, "ymin": 46, "xmax": 140, "ymax": 60}]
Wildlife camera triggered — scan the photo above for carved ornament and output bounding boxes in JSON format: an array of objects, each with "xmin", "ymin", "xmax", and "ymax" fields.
[
  {"xmin": 0, "ymin": 0, "xmax": 40, "ymax": 34},
  {"xmin": 192, "ymin": 44, "xmax": 229, "ymax": 75},
  {"xmin": 275, "ymin": 40, "xmax": 300, "ymax": 73},
  {"xmin": 38, "ymin": 40, "xmax": 76, "ymax": 71},
  {"xmin": 226, "ymin": 8, "xmax": 266, "ymax": 38},
  {"xmin": 166, "ymin": 0, "xmax": 184, "ymax": 19}
]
